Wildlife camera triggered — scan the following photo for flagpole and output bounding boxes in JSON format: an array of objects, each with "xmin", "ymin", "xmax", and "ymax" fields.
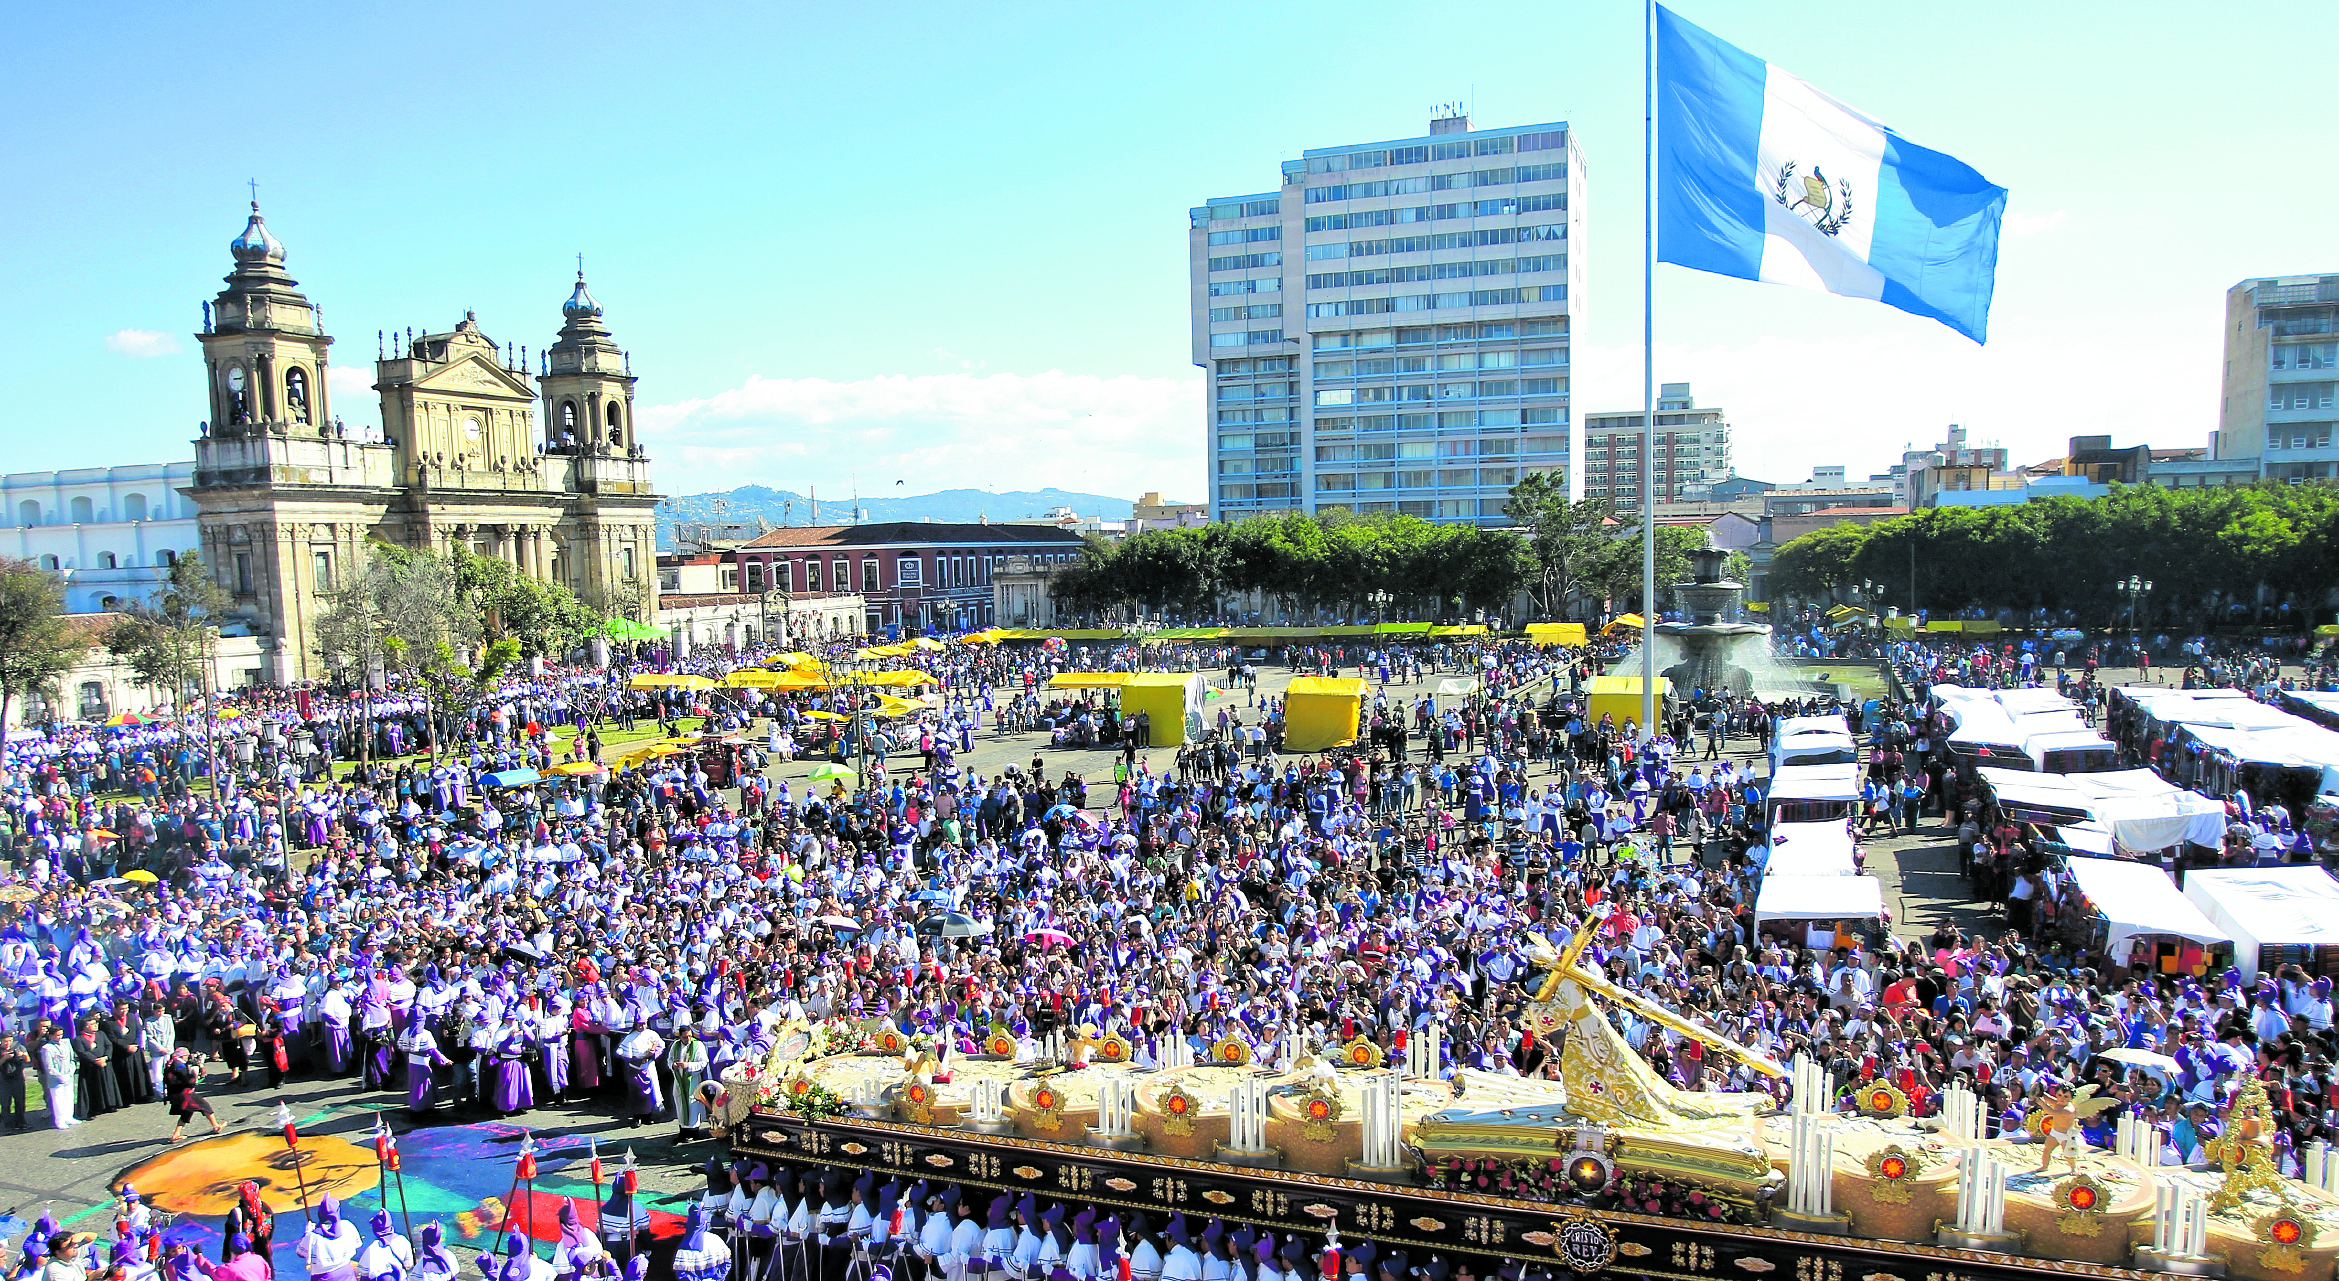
[{"xmin": 1640, "ymin": 0, "xmax": 1658, "ymax": 738}]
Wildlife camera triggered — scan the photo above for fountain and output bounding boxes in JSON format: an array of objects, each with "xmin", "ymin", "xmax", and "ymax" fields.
[{"xmin": 1654, "ymin": 546, "xmax": 1771, "ymax": 698}]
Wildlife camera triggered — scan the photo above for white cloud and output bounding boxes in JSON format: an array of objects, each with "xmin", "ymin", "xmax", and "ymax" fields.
[
  {"xmin": 105, "ymin": 328, "xmax": 179, "ymax": 358},
  {"xmin": 638, "ymin": 370, "xmax": 1205, "ymax": 500},
  {"xmin": 2004, "ymin": 209, "xmax": 2069, "ymax": 237}
]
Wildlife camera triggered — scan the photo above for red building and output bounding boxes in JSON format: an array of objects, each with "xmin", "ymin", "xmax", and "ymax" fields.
[{"xmin": 734, "ymin": 522, "xmax": 1085, "ymax": 635}]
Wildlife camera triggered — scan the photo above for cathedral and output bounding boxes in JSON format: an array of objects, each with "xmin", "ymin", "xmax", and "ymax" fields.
[{"xmin": 187, "ymin": 203, "xmax": 661, "ymax": 684}]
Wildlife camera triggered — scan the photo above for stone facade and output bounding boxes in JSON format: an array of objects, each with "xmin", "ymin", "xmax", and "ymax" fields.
[{"xmin": 186, "ymin": 205, "xmax": 660, "ymax": 683}]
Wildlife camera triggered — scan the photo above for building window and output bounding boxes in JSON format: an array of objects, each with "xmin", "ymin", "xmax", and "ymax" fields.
[
  {"xmin": 606, "ymin": 400, "xmax": 624, "ymax": 445},
  {"xmin": 561, "ymin": 402, "xmax": 578, "ymax": 434},
  {"xmin": 623, "ymin": 547, "xmax": 636, "ymax": 580},
  {"xmin": 805, "ymin": 558, "xmax": 821, "ymax": 593},
  {"xmin": 313, "ymin": 551, "xmax": 332, "ymax": 591},
  {"xmin": 95, "ymin": 552, "xmax": 116, "ymax": 570},
  {"xmin": 745, "ymin": 562, "xmax": 764, "ymax": 594},
  {"xmin": 70, "ymin": 497, "xmax": 93, "ymax": 524},
  {"xmin": 659, "ymin": 569, "xmax": 681, "ymax": 592},
  {"xmin": 234, "ymin": 553, "xmax": 252, "ymax": 595},
  {"xmin": 124, "ymin": 494, "xmax": 147, "ymax": 522},
  {"xmin": 77, "ymin": 682, "xmax": 107, "ymax": 721},
  {"xmin": 892, "ymin": 556, "xmax": 916, "ymax": 588},
  {"xmin": 833, "ymin": 557, "xmax": 848, "ymax": 591},
  {"xmin": 16, "ymin": 501, "xmax": 36, "ymax": 528},
  {"xmin": 38, "ymin": 555, "xmax": 58, "ymax": 572},
  {"xmin": 157, "ymin": 549, "xmax": 175, "ymax": 567}
]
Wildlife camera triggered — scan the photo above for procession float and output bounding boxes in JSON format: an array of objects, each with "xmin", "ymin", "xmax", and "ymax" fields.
[{"xmin": 726, "ymin": 920, "xmax": 2339, "ymax": 1281}]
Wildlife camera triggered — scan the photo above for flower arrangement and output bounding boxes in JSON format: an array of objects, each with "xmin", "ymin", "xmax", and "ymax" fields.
[{"xmin": 786, "ymin": 1080, "xmax": 849, "ymax": 1120}]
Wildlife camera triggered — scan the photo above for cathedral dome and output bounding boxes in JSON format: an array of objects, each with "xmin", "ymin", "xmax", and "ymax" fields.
[
  {"xmin": 230, "ymin": 203, "xmax": 285, "ymax": 265},
  {"xmin": 563, "ymin": 272, "xmax": 601, "ymax": 318}
]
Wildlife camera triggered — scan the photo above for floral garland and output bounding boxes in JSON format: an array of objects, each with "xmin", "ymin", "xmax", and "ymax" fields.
[{"xmin": 1423, "ymin": 1157, "xmax": 1753, "ymax": 1226}]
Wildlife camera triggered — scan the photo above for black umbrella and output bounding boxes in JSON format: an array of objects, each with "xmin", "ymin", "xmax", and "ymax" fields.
[{"xmin": 917, "ymin": 912, "xmax": 988, "ymax": 938}]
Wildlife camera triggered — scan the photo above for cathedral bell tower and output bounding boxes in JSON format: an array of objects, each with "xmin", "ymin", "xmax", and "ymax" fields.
[
  {"xmin": 197, "ymin": 202, "xmax": 333, "ymax": 436},
  {"xmin": 537, "ymin": 268, "xmax": 638, "ymax": 455}
]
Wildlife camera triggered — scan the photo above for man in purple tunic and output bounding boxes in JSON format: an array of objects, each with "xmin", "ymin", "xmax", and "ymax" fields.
[
  {"xmin": 614, "ymin": 1024, "xmax": 666, "ymax": 1126},
  {"xmin": 491, "ymin": 1021, "xmax": 534, "ymax": 1116}
]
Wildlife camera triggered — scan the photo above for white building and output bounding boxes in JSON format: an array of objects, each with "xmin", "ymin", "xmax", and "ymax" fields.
[
  {"xmin": 2216, "ymin": 274, "xmax": 2339, "ymax": 482},
  {"xmin": 2, "ymin": 463, "xmax": 203, "ymax": 613},
  {"xmin": 1192, "ymin": 112, "xmax": 1587, "ymax": 524}
]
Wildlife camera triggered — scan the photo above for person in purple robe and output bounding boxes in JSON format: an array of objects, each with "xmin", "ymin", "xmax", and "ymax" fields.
[
  {"xmin": 536, "ymin": 997, "xmax": 572, "ymax": 1105},
  {"xmin": 614, "ymin": 1024, "xmax": 666, "ymax": 1126},
  {"xmin": 400, "ymin": 1019, "xmax": 452, "ymax": 1114},
  {"xmin": 490, "ymin": 1021, "xmax": 534, "ymax": 1116},
  {"xmin": 414, "ymin": 1225, "xmax": 459, "ymax": 1281}
]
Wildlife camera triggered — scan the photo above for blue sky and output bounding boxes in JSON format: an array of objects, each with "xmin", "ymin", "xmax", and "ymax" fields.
[{"xmin": 5, "ymin": 1, "xmax": 2333, "ymax": 504}]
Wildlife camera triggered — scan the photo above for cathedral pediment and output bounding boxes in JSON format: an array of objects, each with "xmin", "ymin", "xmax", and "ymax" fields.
[{"xmin": 414, "ymin": 354, "xmax": 534, "ymax": 399}]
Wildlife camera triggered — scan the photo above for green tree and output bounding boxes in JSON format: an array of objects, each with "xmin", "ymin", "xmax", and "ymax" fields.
[
  {"xmin": 450, "ymin": 548, "xmax": 598, "ymax": 658},
  {"xmin": 1769, "ymin": 523, "xmax": 1871, "ymax": 602},
  {"xmin": 388, "ymin": 636, "xmax": 522, "ymax": 759},
  {"xmin": 1503, "ymin": 473, "xmax": 1620, "ymax": 620},
  {"xmin": 0, "ymin": 558, "xmax": 80, "ymax": 755},
  {"xmin": 104, "ymin": 554, "xmax": 232, "ymax": 788}
]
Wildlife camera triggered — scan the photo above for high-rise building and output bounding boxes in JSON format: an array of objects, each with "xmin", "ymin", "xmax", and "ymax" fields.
[
  {"xmin": 2215, "ymin": 274, "xmax": 2339, "ymax": 482},
  {"xmin": 1577, "ymin": 382, "xmax": 1732, "ymax": 509},
  {"xmin": 1190, "ymin": 113, "xmax": 1587, "ymax": 523}
]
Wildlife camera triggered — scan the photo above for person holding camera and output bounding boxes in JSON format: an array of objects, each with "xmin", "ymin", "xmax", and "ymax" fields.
[{"xmin": 163, "ymin": 1045, "xmax": 223, "ymax": 1142}]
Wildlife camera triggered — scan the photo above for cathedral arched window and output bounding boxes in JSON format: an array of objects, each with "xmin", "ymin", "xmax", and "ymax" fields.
[
  {"xmin": 17, "ymin": 501, "xmax": 37, "ymax": 528},
  {"xmin": 285, "ymin": 367, "xmax": 310, "ymax": 422},
  {"xmin": 98, "ymin": 553, "xmax": 117, "ymax": 570},
  {"xmin": 561, "ymin": 401, "xmax": 578, "ymax": 431},
  {"xmin": 70, "ymin": 497, "xmax": 93, "ymax": 524},
  {"xmin": 124, "ymin": 494, "xmax": 147, "ymax": 522}
]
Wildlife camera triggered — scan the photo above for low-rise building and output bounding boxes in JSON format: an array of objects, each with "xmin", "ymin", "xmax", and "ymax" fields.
[{"xmin": 735, "ymin": 522, "xmax": 1086, "ymax": 636}]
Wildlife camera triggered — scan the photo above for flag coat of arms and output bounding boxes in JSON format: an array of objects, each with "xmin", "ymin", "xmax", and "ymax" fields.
[{"xmin": 1656, "ymin": 5, "xmax": 2008, "ymax": 343}]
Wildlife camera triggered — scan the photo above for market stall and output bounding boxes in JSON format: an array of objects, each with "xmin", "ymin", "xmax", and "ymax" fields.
[
  {"xmin": 1118, "ymin": 672, "xmax": 1207, "ymax": 747},
  {"xmin": 2181, "ymin": 866, "xmax": 2339, "ymax": 981},
  {"xmin": 1282, "ymin": 676, "xmax": 1367, "ymax": 751},
  {"xmin": 1584, "ymin": 675, "xmax": 1668, "ymax": 733},
  {"xmin": 1753, "ymin": 873, "xmax": 1885, "ymax": 927},
  {"xmin": 1756, "ymin": 820, "xmax": 1860, "ymax": 878},
  {"xmin": 2060, "ymin": 856, "xmax": 2230, "ymax": 977},
  {"xmin": 1975, "ymin": 766, "xmax": 2227, "ymax": 856}
]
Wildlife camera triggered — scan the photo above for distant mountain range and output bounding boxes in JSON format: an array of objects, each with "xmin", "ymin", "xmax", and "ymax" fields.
[{"xmin": 656, "ymin": 485, "xmax": 1137, "ymax": 549}]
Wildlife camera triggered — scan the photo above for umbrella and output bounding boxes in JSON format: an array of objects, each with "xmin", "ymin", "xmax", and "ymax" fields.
[
  {"xmin": 86, "ymin": 828, "xmax": 119, "ymax": 839},
  {"xmin": 103, "ymin": 712, "xmax": 146, "ymax": 727},
  {"xmin": 817, "ymin": 914, "xmax": 861, "ymax": 931},
  {"xmin": 2097, "ymin": 1047, "xmax": 2181, "ymax": 1074},
  {"xmin": 808, "ymin": 763, "xmax": 859, "ymax": 786},
  {"xmin": 122, "ymin": 870, "xmax": 159, "ymax": 884},
  {"xmin": 1043, "ymin": 804, "xmax": 1083, "ymax": 820},
  {"xmin": 801, "ymin": 710, "xmax": 846, "ymax": 721},
  {"xmin": 1024, "ymin": 928, "xmax": 1074, "ymax": 948},
  {"xmin": 90, "ymin": 877, "xmax": 132, "ymax": 892},
  {"xmin": 909, "ymin": 889, "xmax": 955, "ymax": 904},
  {"xmin": 215, "ymin": 708, "xmax": 243, "ymax": 719},
  {"xmin": 481, "ymin": 769, "xmax": 542, "ymax": 788},
  {"xmin": 0, "ymin": 885, "xmax": 39, "ymax": 903},
  {"xmin": 547, "ymin": 762, "xmax": 607, "ymax": 777},
  {"xmin": 918, "ymin": 912, "xmax": 989, "ymax": 938}
]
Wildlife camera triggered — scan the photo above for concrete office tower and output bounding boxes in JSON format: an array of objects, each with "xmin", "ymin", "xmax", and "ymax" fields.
[
  {"xmin": 1191, "ymin": 112, "xmax": 1587, "ymax": 523},
  {"xmin": 2216, "ymin": 275, "xmax": 2339, "ymax": 482}
]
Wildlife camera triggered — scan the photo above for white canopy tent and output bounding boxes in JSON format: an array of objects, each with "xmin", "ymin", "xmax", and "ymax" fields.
[
  {"xmin": 2182, "ymin": 867, "xmax": 2339, "ymax": 981},
  {"xmin": 1433, "ymin": 677, "xmax": 1481, "ymax": 698},
  {"xmin": 1758, "ymin": 821, "xmax": 1860, "ymax": 878},
  {"xmin": 1976, "ymin": 766, "xmax": 2227, "ymax": 853},
  {"xmin": 2060, "ymin": 857, "xmax": 2230, "ymax": 961},
  {"xmin": 1769, "ymin": 764, "xmax": 1862, "ymax": 803},
  {"xmin": 1755, "ymin": 874, "xmax": 1885, "ymax": 923}
]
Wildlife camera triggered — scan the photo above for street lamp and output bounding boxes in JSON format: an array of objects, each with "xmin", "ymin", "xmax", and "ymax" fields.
[{"xmin": 2121, "ymin": 574, "xmax": 2154, "ymax": 647}]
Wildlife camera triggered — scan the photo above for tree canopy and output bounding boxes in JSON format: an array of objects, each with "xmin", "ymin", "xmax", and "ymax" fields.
[{"xmin": 1767, "ymin": 484, "xmax": 2339, "ymax": 624}]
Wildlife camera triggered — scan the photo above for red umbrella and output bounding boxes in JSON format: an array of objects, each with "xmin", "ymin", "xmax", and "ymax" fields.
[{"xmin": 1024, "ymin": 928, "xmax": 1074, "ymax": 949}]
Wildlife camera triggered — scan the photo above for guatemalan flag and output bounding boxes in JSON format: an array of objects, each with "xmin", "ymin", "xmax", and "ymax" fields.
[{"xmin": 1656, "ymin": 5, "xmax": 2008, "ymax": 343}]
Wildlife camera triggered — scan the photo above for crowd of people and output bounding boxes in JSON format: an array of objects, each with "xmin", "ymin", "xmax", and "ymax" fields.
[{"xmin": 3, "ymin": 619, "xmax": 2338, "ymax": 1281}]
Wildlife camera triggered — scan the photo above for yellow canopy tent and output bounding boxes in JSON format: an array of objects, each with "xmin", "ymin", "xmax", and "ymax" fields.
[
  {"xmin": 1584, "ymin": 674, "xmax": 1669, "ymax": 731},
  {"xmin": 853, "ymin": 669, "xmax": 937, "ymax": 688},
  {"xmin": 1603, "ymin": 614, "xmax": 1646, "ymax": 636},
  {"xmin": 872, "ymin": 694, "xmax": 928, "ymax": 718},
  {"xmin": 1282, "ymin": 676, "xmax": 1367, "ymax": 751},
  {"xmin": 721, "ymin": 670, "xmax": 795, "ymax": 689},
  {"xmin": 912, "ymin": 637, "xmax": 947, "ymax": 651},
  {"xmin": 628, "ymin": 673, "xmax": 715, "ymax": 691},
  {"xmin": 1048, "ymin": 672, "xmax": 1132, "ymax": 690},
  {"xmin": 765, "ymin": 652, "xmax": 817, "ymax": 669},
  {"xmin": 1525, "ymin": 622, "xmax": 1588, "ymax": 647},
  {"xmin": 1119, "ymin": 672, "xmax": 1205, "ymax": 747}
]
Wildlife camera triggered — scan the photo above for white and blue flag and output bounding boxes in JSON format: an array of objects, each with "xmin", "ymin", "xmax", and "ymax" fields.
[{"xmin": 1656, "ymin": 5, "xmax": 2008, "ymax": 343}]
